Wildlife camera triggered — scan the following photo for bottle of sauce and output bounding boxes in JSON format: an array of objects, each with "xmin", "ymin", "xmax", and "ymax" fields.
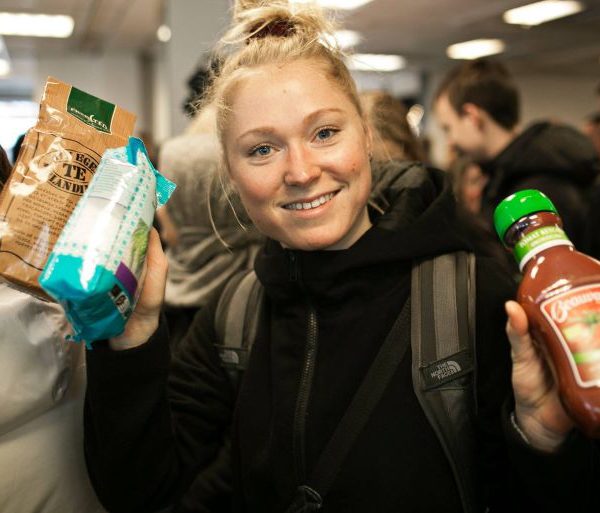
[{"xmin": 494, "ymin": 189, "xmax": 600, "ymax": 438}]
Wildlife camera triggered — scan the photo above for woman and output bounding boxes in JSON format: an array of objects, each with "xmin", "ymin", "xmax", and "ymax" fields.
[
  {"xmin": 359, "ymin": 90, "xmax": 426, "ymax": 162},
  {"xmin": 84, "ymin": 2, "xmax": 595, "ymax": 512},
  {"xmin": 449, "ymin": 156, "xmax": 489, "ymax": 214}
]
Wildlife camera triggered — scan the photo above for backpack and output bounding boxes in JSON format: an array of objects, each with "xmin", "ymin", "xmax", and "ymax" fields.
[{"xmin": 214, "ymin": 251, "xmax": 478, "ymax": 513}]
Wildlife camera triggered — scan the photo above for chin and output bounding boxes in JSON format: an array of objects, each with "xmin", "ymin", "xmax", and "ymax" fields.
[{"xmin": 281, "ymin": 231, "xmax": 346, "ymax": 252}]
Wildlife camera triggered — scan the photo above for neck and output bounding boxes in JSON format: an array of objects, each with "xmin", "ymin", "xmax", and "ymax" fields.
[{"xmin": 484, "ymin": 123, "xmax": 520, "ymax": 160}]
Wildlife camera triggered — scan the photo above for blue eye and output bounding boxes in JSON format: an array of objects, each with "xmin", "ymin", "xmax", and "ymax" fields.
[
  {"xmin": 315, "ymin": 127, "xmax": 337, "ymax": 142},
  {"xmin": 250, "ymin": 145, "xmax": 272, "ymax": 157}
]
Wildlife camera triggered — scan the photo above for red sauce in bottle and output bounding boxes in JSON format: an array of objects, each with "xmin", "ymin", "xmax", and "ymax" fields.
[{"xmin": 496, "ymin": 191, "xmax": 600, "ymax": 438}]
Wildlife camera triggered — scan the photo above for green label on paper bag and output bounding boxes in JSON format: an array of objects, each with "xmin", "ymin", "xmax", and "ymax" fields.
[{"xmin": 67, "ymin": 86, "xmax": 115, "ymax": 134}]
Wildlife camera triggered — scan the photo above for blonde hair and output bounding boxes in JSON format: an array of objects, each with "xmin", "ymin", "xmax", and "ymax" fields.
[{"xmin": 202, "ymin": 0, "xmax": 364, "ymax": 193}]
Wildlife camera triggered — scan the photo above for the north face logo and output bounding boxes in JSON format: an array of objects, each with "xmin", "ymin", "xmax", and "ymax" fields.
[
  {"xmin": 429, "ymin": 360, "xmax": 462, "ymax": 381},
  {"xmin": 219, "ymin": 349, "xmax": 240, "ymax": 365}
]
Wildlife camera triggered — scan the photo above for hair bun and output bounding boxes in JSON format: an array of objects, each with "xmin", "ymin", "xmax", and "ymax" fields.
[
  {"xmin": 249, "ymin": 18, "xmax": 295, "ymax": 41},
  {"xmin": 223, "ymin": 0, "xmax": 334, "ymax": 49}
]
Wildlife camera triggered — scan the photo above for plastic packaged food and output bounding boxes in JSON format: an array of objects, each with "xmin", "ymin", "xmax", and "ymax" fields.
[
  {"xmin": 0, "ymin": 77, "xmax": 136, "ymax": 299},
  {"xmin": 39, "ymin": 137, "xmax": 175, "ymax": 344},
  {"xmin": 494, "ymin": 189, "xmax": 600, "ymax": 437}
]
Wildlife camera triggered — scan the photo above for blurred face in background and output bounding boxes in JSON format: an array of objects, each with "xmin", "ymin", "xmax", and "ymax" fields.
[
  {"xmin": 461, "ymin": 163, "xmax": 488, "ymax": 214},
  {"xmin": 435, "ymin": 93, "xmax": 487, "ymax": 162},
  {"xmin": 583, "ymin": 118, "xmax": 600, "ymax": 160},
  {"xmin": 223, "ymin": 59, "xmax": 373, "ymax": 251}
]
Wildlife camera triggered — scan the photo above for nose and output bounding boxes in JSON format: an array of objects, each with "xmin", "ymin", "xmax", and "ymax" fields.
[{"xmin": 283, "ymin": 145, "xmax": 321, "ymax": 187}]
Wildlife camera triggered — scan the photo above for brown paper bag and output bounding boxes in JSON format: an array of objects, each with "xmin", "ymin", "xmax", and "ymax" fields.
[{"xmin": 0, "ymin": 77, "xmax": 136, "ymax": 298}]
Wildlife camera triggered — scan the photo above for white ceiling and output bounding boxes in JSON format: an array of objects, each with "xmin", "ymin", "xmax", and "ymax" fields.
[{"xmin": 1, "ymin": 0, "xmax": 599, "ymax": 76}]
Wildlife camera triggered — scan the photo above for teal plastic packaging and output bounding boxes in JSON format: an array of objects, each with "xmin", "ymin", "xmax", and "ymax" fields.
[{"xmin": 39, "ymin": 137, "xmax": 175, "ymax": 345}]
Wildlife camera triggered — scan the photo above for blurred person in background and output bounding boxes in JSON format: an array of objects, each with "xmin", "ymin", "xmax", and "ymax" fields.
[
  {"xmin": 582, "ymin": 110, "xmax": 600, "ymax": 259},
  {"xmin": 434, "ymin": 58, "xmax": 600, "ymax": 253},
  {"xmin": 157, "ymin": 66, "xmax": 263, "ymax": 346},
  {"xmin": 0, "ymin": 144, "xmax": 10, "ymax": 188},
  {"xmin": 359, "ymin": 90, "xmax": 426, "ymax": 163},
  {"xmin": 0, "ymin": 145, "xmax": 105, "ymax": 513},
  {"xmin": 448, "ymin": 156, "xmax": 488, "ymax": 215},
  {"xmin": 583, "ymin": 111, "xmax": 600, "ymax": 160},
  {"xmin": 11, "ymin": 132, "xmax": 25, "ymax": 164}
]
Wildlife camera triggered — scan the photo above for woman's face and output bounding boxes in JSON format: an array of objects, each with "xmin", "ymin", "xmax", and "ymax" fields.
[
  {"xmin": 461, "ymin": 163, "xmax": 488, "ymax": 214},
  {"xmin": 223, "ymin": 59, "xmax": 373, "ymax": 251}
]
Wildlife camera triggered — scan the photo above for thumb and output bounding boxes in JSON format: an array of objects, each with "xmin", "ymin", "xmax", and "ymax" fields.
[{"xmin": 505, "ymin": 300, "xmax": 535, "ymax": 360}]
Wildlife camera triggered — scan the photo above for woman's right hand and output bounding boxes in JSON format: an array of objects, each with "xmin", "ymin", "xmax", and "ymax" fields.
[{"xmin": 110, "ymin": 228, "xmax": 168, "ymax": 351}]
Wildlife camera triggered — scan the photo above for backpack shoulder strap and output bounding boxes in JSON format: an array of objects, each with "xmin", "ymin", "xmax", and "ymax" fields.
[
  {"xmin": 214, "ymin": 269, "xmax": 264, "ymax": 384},
  {"xmin": 411, "ymin": 251, "xmax": 478, "ymax": 513}
]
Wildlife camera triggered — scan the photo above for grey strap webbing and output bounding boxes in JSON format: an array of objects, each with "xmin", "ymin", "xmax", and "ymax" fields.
[
  {"xmin": 214, "ymin": 269, "xmax": 264, "ymax": 385},
  {"xmin": 411, "ymin": 251, "xmax": 478, "ymax": 513}
]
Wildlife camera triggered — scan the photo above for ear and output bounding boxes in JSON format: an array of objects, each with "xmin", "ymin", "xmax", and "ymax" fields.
[{"xmin": 461, "ymin": 102, "xmax": 485, "ymax": 131}]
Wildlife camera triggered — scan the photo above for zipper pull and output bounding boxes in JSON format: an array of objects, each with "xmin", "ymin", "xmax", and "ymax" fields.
[{"xmin": 288, "ymin": 250, "xmax": 299, "ymax": 282}]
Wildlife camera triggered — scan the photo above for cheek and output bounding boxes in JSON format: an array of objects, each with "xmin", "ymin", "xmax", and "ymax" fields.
[{"xmin": 350, "ymin": 160, "xmax": 372, "ymax": 203}]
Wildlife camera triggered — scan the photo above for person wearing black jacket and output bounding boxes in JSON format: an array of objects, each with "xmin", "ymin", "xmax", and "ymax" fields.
[
  {"xmin": 434, "ymin": 59, "xmax": 600, "ymax": 252},
  {"xmin": 84, "ymin": 2, "xmax": 598, "ymax": 512}
]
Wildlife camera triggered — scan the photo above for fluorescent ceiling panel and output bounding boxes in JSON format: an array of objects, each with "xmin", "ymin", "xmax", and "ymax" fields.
[
  {"xmin": 292, "ymin": 0, "xmax": 374, "ymax": 10},
  {"xmin": 0, "ymin": 13, "xmax": 74, "ymax": 38},
  {"xmin": 447, "ymin": 39, "xmax": 505, "ymax": 60},
  {"xmin": 346, "ymin": 54, "xmax": 406, "ymax": 71},
  {"xmin": 503, "ymin": 1, "xmax": 584, "ymax": 26},
  {"xmin": 321, "ymin": 30, "xmax": 362, "ymax": 49}
]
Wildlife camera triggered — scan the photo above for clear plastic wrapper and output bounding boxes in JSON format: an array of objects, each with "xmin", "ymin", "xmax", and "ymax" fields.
[
  {"xmin": 39, "ymin": 137, "xmax": 176, "ymax": 344},
  {"xmin": 0, "ymin": 77, "xmax": 136, "ymax": 299}
]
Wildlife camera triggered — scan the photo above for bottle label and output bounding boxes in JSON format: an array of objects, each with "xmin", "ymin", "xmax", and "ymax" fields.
[
  {"xmin": 515, "ymin": 226, "xmax": 572, "ymax": 270},
  {"xmin": 541, "ymin": 284, "xmax": 600, "ymax": 388}
]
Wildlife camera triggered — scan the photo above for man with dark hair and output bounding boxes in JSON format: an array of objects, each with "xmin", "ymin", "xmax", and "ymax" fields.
[{"xmin": 434, "ymin": 58, "xmax": 600, "ymax": 252}]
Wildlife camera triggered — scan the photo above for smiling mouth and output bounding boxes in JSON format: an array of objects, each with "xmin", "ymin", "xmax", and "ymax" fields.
[{"xmin": 282, "ymin": 191, "xmax": 339, "ymax": 211}]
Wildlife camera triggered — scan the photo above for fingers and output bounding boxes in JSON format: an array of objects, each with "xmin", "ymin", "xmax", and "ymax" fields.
[
  {"xmin": 137, "ymin": 228, "xmax": 168, "ymax": 314},
  {"xmin": 109, "ymin": 228, "xmax": 167, "ymax": 350}
]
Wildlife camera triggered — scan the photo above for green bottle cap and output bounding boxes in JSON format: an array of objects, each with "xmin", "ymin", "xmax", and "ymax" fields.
[{"xmin": 493, "ymin": 189, "xmax": 558, "ymax": 241}]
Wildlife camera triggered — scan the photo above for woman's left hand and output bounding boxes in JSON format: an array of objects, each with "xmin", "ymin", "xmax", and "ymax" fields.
[{"xmin": 505, "ymin": 300, "xmax": 575, "ymax": 452}]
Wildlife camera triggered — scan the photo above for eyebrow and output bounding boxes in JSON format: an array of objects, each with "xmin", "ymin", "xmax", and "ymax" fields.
[{"xmin": 236, "ymin": 108, "xmax": 345, "ymax": 143}]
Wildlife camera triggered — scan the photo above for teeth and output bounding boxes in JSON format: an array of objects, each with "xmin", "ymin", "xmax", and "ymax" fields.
[{"xmin": 284, "ymin": 192, "xmax": 335, "ymax": 210}]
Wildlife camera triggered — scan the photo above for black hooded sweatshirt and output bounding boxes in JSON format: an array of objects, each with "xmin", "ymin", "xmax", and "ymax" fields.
[
  {"xmin": 84, "ymin": 163, "xmax": 597, "ymax": 513},
  {"xmin": 480, "ymin": 121, "xmax": 600, "ymax": 251}
]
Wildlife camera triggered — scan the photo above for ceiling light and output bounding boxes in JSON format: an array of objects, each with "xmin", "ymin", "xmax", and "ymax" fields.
[
  {"xmin": 156, "ymin": 25, "xmax": 172, "ymax": 43},
  {"xmin": 346, "ymin": 54, "xmax": 406, "ymax": 72},
  {"xmin": 291, "ymin": 0, "xmax": 374, "ymax": 10},
  {"xmin": 321, "ymin": 30, "xmax": 361, "ymax": 49},
  {"xmin": 0, "ymin": 35, "xmax": 9, "ymax": 76},
  {"xmin": 0, "ymin": 13, "xmax": 74, "ymax": 38},
  {"xmin": 407, "ymin": 104, "xmax": 425, "ymax": 135},
  {"xmin": 503, "ymin": 1, "xmax": 584, "ymax": 26},
  {"xmin": 0, "ymin": 59, "xmax": 10, "ymax": 76},
  {"xmin": 446, "ymin": 39, "xmax": 505, "ymax": 60}
]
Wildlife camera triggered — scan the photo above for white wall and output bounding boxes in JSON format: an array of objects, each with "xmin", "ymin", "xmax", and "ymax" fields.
[
  {"xmin": 516, "ymin": 74, "xmax": 598, "ymax": 129},
  {"xmin": 163, "ymin": 0, "xmax": 231, "ymax": 139}
]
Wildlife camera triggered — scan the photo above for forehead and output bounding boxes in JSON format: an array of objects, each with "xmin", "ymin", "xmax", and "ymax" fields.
[
  {"xmin": 227, "ymin": 60, "xmax": 358, "ymax": 130},
  {"xmin": 435, "ymin": 93, "xmax": 461, "ymax": 124}
]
